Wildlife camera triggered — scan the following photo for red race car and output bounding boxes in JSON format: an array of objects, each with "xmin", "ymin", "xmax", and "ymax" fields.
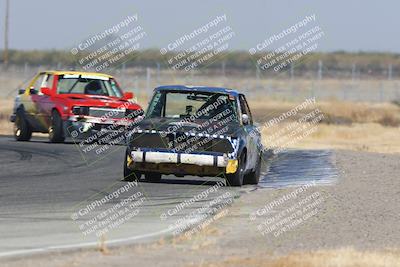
[{"xmin": 10, "ymin": 70, "xmax": 143, "ymax": 143}]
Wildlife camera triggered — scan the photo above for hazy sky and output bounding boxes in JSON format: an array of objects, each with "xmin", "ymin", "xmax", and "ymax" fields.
[{"xmin": 1, "ymin": 0, "xmax": 399, "ymax": 52}]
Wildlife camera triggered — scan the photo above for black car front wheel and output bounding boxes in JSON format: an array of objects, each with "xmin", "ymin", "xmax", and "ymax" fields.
[
  {"xmin": 226, "ymin": 153, "xmax": 245, "ymax": 186},
  {"xmin": 48, "ymin": 110, "xmax": 65, "ymax": 143},
  {"xmin": 245, "ymin": 153, "xmax": 262, "ymax": 185},
  {"xmin": 123, "ymin": 149, "xmax": 141, "ymax": 182},
  {"xmin": 14, "ymin": 109, "xmax": 32, "ymax": 141}
]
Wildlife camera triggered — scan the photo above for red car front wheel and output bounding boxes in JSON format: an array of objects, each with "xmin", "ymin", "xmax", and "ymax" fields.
[{"xmin": 48, "ymin": 110, "xmax": 65, "ymax": 143}]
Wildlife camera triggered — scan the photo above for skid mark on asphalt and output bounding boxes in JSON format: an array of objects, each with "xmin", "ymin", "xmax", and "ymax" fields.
[{"xmin": 259, "ymin": 149, "xmax": 338, "ymax": 188}]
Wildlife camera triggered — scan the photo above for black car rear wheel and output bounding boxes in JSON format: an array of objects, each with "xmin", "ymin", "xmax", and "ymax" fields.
[
  {"xmin": 226, "ymin": 153, "xmax": 245, "ymax": 187},
  {"xmin": 49, "ymin": 110, "xmax": 65, "ymax": 143},
  {"xmin": 14, "ymin": 109, "xmax": 32, "ymax": 141}
]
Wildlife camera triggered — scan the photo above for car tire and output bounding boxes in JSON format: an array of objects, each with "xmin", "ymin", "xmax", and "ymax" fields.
[
  {"xmin": 49, "ymin": 110, "xmax": 65, "ymax": 143},
  {"xmin": 123, "ymin": 149, "xmax": 141, "ymax": 182},
  {"xmin": 14, "ymin": 109, "xmax": 32, "ymax": 141},
  {"xmin": 144, "ymin": 172, "xmax": 162, "ymax": 183},
  {"xmin": 226, "ymin": 153, "xmax": 245, "ymax": 187},
  {"xmin": 245, "ymin": 153, "xmax": 262, "ymax": 185}
]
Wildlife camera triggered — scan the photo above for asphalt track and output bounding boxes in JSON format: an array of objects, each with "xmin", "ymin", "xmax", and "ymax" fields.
[{"xmin": 0, "ymin": 135, "xmax": 337, "ymax": 258}]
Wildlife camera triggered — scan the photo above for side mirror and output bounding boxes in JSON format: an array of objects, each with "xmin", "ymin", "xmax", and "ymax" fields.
[
  {"xmin": 29, "ymin": 87, "xmax": 38, "ymax": 95},
  {"xmin": 242, "ymin": 114, "xmax": 249, "ymax": 125},
  {"xmin": 186, "ymin": 105, "xmax": 193, "ymax": 114},
  {"xmin": 122, "ymin": 92, "xmax": 134, "ymax": 100},
  {"xmin": 40, "ymin": 87, "xmax": 53, "ymax": 96},
  {"xmin": 18, "ymin": 89, "xmax": 25, "ymax": 95}
]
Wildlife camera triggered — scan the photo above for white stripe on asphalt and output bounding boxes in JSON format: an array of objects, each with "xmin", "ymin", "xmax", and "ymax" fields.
[{"xmin": 0, "ymin": 226, "xmax": 174, "ymax": 258}]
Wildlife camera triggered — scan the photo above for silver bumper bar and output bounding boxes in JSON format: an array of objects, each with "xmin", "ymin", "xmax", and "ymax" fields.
[{"xmin": 131, "ymin": 151, "xmax": 228, "ymax": 167}]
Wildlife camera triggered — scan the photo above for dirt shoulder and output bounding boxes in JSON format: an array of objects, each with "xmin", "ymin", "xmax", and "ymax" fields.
[{"xmin": 3, "ymin": 150, "xmax": 400, "ymax": 267}]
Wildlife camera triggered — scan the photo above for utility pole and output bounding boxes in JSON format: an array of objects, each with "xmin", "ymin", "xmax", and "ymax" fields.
[
  {"xmin": 317, "ymin": 60, "xmax": 322, "ymax": 80},
  {"xmin": 388, "ymin": 64, "xmax": 392, "ymax": 80},
  {"xmin": 3, "ymin": 0, "xmax": 10, "ymax": 68},
  {"xmin": 146, "ymin": 67, "xmax": 151, "ymax": 91},
  {"xmin": 351, "ymin": 63, "xmax": 356, "ymax": 81},
  {"xmin": 290, "ymin": 63, "xmax": 294, "ymax": 80}
]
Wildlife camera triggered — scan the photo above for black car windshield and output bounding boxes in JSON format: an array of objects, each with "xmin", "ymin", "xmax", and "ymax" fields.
[
  {"xmin": 57, "ymin": 75, "xmax": 123, "ymax": 97},
  {"xmin": 146, "ymin": 90, "xmax": 238, "ymax": 121}
]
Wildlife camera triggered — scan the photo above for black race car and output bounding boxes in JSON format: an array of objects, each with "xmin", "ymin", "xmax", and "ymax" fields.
[{"xmin": 124, "ymin": 85, "xmax": 263, "ymax": 186}]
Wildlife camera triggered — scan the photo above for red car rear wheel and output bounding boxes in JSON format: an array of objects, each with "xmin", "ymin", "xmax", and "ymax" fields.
[{"xmin": 14, "ymin": 109, "xmax": 32, "ymax": 141}]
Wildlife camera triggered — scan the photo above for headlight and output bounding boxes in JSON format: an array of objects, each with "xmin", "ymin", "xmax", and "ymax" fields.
[
  {"xmin": 72, "ymin": 106, "xmax": 89, "ymax": 115},
  {"xmin": 125, "ymin": 109, "xmax": 144, "ymax": 119},
  {"xmin": 125, "ymin": 109, "xmax": 134, "ymax": 118}
]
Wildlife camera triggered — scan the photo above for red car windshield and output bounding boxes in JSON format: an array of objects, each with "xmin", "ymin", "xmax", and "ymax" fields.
[{"xmin": 57, "ymin": 75, "xmax": 123, "ymax": 97}]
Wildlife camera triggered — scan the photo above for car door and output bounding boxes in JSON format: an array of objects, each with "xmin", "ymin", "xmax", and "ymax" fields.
[
  {"xmin": 26, "ymin": 73, "xmax": 53, "ymax": 132},
  {"xmin": 239, "ymin": 94, "xmax": 259, "ymax": 170},
  {"xmin": 22, "ymin": 73, "xmax": 45, "ymax": 131},
  {"xmin": 36, "ymin": 74, "xmax": 55, "ymax": 127}
]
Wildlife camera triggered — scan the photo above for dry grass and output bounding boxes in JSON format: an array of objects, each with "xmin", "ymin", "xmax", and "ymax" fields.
[
  {"xmin": 97, "ymin": 235, "xmax": 110, "ymax": 255},
  {"xmin": 318, "ymin": 100, "xmax": 400, "ymax": 126},
  {"xmin": 201, "ymin": 248, "xmax": 400, "ymax": 267},
  {"xmin": 261, "ymin": 123, "xmax": 400, "ymax": 154},
  {"xmin": 249, "ymin": 98, "xmax": 400, "ymax": 126},
  {"xmin": 252, "ymin": 97, "xmax": 400, "ymax": 154}
]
